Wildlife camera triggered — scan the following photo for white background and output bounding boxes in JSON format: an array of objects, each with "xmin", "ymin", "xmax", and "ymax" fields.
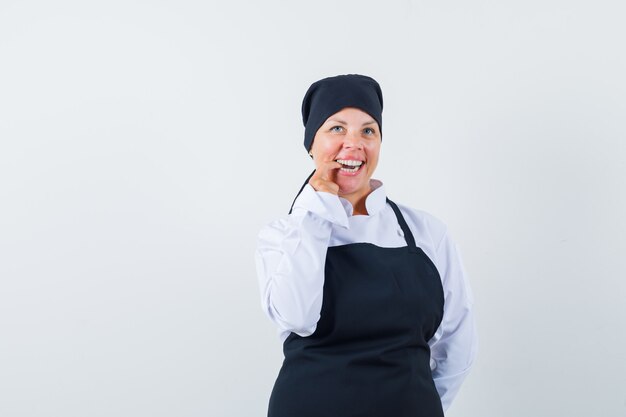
[{"xmin": 1, "ymin": 1, "xmax": 625, "ymax": 416}]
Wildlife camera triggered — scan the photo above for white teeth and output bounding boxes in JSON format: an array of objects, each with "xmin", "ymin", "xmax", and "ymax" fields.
[{"xmin": 335, "ymin": 159, "xmax": 363, "ymax": 166}]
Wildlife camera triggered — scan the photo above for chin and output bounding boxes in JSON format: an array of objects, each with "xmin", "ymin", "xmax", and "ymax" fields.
[{"xmin": 337, "ymin": 180, "xmax": 369, "ymax": 197}]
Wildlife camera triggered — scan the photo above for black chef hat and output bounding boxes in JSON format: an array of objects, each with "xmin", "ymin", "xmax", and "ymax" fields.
[{"xmin": 301, "ymin": 74, "xmax": 384, "ymax": 152}]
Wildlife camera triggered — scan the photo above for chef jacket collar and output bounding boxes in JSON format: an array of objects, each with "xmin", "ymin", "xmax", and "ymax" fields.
[{"xmin": 338, "ymin": 178, "xmax": 386, "ymax": 217}]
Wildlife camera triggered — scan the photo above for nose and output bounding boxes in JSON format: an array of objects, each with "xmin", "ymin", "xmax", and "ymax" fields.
[{"xmin": 343, "ymin": 130, "xmax": 363, "ymax": 149}]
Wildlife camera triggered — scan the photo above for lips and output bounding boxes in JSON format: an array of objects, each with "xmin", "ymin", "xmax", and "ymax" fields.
[{"xmin": 334, "ymin": 158, "xmax": 365, "ymax": 175}]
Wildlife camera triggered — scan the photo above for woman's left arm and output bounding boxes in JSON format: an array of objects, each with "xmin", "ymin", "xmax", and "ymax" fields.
[{"xmin": 428, "ymin": 227, "xmax": 479, "ymax": 413}]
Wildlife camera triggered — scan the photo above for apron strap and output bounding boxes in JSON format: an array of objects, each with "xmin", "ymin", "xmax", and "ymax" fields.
[
  {"xmin": 386, "ymin": 197, "xmax": 419, "ymax": 253},
  {"xmin": 288, "ymin": 169, "xmax": 316, "ymax": 215}
]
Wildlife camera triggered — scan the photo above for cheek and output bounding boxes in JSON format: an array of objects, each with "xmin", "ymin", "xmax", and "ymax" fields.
[
  {"xmin": 323, "ymin": 140, "xmax": 340, "ymax": 151},
  {"xmin": 319, "ymin": 144, "xmax": 341, "ymax": 158},
  {"xmin": 366, "ymin": 145, "xmax": 381, "ymax": 162}
]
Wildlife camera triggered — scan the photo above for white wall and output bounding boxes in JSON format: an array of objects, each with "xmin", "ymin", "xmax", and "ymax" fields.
[{"xmin": 1, "ymin": 1, "xmax": 625, "ymax": 416}]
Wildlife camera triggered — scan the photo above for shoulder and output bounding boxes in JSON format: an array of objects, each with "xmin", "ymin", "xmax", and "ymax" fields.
[
  {"xmin": 256, "ymin": 214, "xmax": 292, "ymax": 243},
  {"xmin": 391, "ymin": 201, "xmax": 449, "ymax": 250},
  {"xmin": 256, "ymin": 204, "xmax": 331, "ymax": 246}
]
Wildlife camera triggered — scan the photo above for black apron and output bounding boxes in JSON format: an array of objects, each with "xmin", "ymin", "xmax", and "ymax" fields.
[{"xmin": 268, "ymin": 195, "xmax": 445, "ymax": 417}]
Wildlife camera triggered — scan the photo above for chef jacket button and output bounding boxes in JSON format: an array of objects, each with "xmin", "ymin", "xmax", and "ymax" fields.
[{"xmin": 430, "ymin": 357, "xmax": 437, "ymax": 370}]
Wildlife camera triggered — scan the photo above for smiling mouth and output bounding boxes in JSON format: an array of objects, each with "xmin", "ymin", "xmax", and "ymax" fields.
[{"xmin": 335, "ymin": 159, "xmax": 364, "ymax": 173}]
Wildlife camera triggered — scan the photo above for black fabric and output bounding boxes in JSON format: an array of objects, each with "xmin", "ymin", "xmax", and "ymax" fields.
[
  {"xmin": 387, "ymin": 197, "xmax": 419, "ymax": 254},
  {"xmin": 268, "ymin": 198, "xmax": 445, "ymax": 417},
  {"xmin": 301, "ymin": 74, "xmax": 383, "ymax": 152},
  {"xmin": 288, "ymin": 169, "xmax": 316, "ymax": 215}
]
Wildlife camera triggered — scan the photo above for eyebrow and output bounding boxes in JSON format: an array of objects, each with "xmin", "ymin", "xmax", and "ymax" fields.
[{"xmin": 327, "ymin": 118, "xmax": 377, "ymax": 126}]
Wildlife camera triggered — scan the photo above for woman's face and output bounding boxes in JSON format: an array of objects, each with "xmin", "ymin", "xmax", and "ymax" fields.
[{"xmin": 309, "ymin": 107, "xmax": 381, "ymax": 202}]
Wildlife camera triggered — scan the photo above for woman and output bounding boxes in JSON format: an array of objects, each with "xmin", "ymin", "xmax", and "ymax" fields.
[{"xmin": 255, "ymin": 74, "xmax": 478, "ymax": 417}]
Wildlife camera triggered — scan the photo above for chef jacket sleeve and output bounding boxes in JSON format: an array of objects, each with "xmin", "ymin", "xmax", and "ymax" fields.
[
  {"xmin": 428, "ymin": 226, "xmax": 478, "ymax": 412},
  {"xmin": 255, "ymin": 184, "xmax": 349, "ymax": 337}
]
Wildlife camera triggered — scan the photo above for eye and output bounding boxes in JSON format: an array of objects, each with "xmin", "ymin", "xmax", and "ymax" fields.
[
  {"xmin": 364, "ymin": 127, "xmax": 375, "ymax": 135},
  {"xmin": 331, "ymin": 125, "xmax": 344, "ymax": 132}
]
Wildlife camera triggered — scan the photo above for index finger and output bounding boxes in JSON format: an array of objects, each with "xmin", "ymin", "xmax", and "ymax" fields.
[{"xmin": 317, "ymin": 159, "xmax": 342, "ymax": 179}]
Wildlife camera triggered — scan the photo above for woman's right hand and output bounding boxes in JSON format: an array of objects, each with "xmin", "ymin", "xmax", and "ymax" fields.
[{"xmin": 309, "ymin": 160, "xmax": 342, "ymax": 195}]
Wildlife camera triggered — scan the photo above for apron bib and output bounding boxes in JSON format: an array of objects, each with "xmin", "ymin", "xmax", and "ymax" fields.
[{"xmin": 268, "ymin": 198, "xmax": 445, "ymax": 417}]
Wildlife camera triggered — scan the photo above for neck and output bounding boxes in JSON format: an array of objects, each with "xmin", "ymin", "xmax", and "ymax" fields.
[
  {"xmin": 352, "ymin": 199, "xmax": 369, "ymax": 215},
  {"xmin": 340, "ymin": 186, "xmax": 372, "ymax": 216}
]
